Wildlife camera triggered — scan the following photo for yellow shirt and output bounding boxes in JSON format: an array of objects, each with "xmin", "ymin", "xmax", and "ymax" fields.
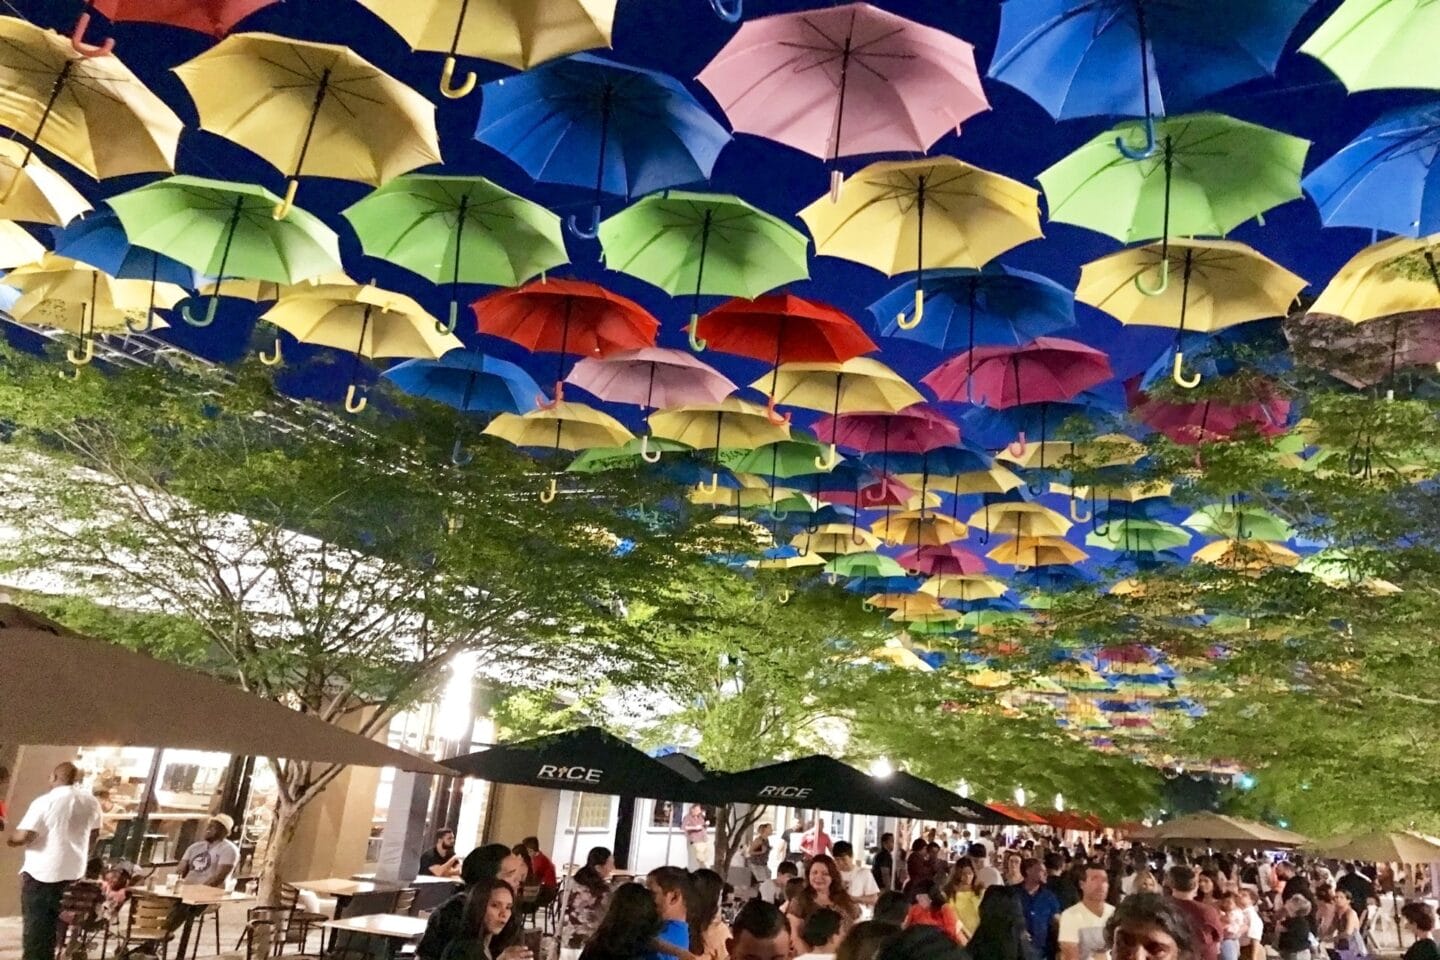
[{"xmin": 951, "ymin": 891, "xmax": 982, "ymax": 936}]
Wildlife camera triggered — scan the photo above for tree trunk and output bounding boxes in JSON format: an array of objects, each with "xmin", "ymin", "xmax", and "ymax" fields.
[
  {"xmin": 713, "ymin": 804, "xmax": 761, "ymax": 875},
  {"xmin": 252, "ymin": 793, "xmax": 304, "ymax": 956}
]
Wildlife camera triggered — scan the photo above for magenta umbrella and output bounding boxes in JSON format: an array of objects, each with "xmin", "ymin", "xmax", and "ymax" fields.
[
  {"xmin": 566, "ymin": 347, "xmax": 737, "ymax": 459},
  {"xmin": 1287, "ymin": 311, "xmax": 1440, "ymax": 390},
  {"xmin": 898, "ymin": 544, "xmax": 987, "ymax": 577},
  {"xmin": 696, "ymin": 3, "xmax": 989, "ymax": 198},
  {"xmin": 923, "ymin": 337, "xmax": 1113, "ymax": 410},
  {"xmin": 1129, "ymin": 382, "xmax": 1290, "ymax": 447},
  {"xmin": 820, "ymin": 474, "xmax": 912, "ymax": 509}
]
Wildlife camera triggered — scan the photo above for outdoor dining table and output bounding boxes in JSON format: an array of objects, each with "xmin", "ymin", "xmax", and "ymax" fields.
[
  {"xmin": 324, "ymin": 913, "xmax": 428, "ymax": 960},
  {"xmin": 164, "ymin": 884, "xmax": 255, "ymax": 960},
  {"xmin": 291, "ymin": 878, "xmax": 408, "ymax": 914}
]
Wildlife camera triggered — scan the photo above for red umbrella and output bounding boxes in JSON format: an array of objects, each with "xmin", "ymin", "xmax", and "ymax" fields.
[
  {"xmin": 476, "ymin": 278, "xmax": 659, "ymax": 407},
  {"xmin": 813, "ymin": 403, "xmax": 959, "ymax": 456},
  {"xmin": 73, "ymin": 0, "xmax": 279, "ymax": 53},
  {"xmin": 923, "ymin": 337, "xmax": 1112, "ymax": 409},
  {"xmin": 693, "ymin": 294, "xmax": 877, "ymax": 422},
  {"xmin": 820, "ymin": 475, "xmax": 912, "ymax": 509},
  {"xmin": 1128, "ymin": 381, "xmax": 1290, "ymax": 446},
  {"xmin": 898, "ymin": 544, "xmax": 987, "ymax": 577}
]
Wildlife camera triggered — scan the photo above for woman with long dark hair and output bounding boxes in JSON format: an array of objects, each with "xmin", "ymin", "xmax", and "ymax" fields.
[
  {"xmin": 966, "ymin": 885, "xmax": 1027, "ymax": 960},
  {"xmin": 566, "ymin": 847, "xmax": 616, "ymax": 947},
  {"xmin": 903, "ymin": 881, "xmax": 962, "ymax": 943},
  {"xmin": 441, "ymin": 879, "xmax": 524, "ymax": 960},
  {"xmin": 690, "ymin": 869, "xmax": 730, "ymax": 960},
  {"xmin": 580, "ymin": 883, "xmax": 663, "ymax": 960},
  {"xmin": 788, "ymin": 855, "xmax": 859, "ymax": 943}
]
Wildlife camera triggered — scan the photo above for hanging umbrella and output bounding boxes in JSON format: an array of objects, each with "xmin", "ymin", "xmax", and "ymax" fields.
[
  {"xmin": 799, "ymin": 158, "xmax": 1042, "ymax": 328},
  {"xmin": 751, "ymin": 358, "xmax": 923, "ymax": 462},
  {"xmin": 877, "ymin": 445, "xmax": 993, "ymax": 482},
  {"xmin": 261, "ymin": 283, "xmax": 461, "ymax": 414},
  {"xmin": 0, "ymin": 142, "xmax": 91, "ymax": 227},
  {"xmin": 1311, "ymin": 235, "xmax": 1440, "ymax": 323},
  {"xmin": 814, "ymin": 404, "xmax": 960, "ymax": 458},
  {"xmin": 383, "ymin": 350, "xmax": 544, "ymax": 465},
  {"xmin": 50, "ymin": 209, "xmax": 200, "ymax": 334},
  {"xmin": 987, "ymin": 536, "xmax": 1089, "ymax": 569},
  {"xmin": 475, "ymin": 277, "xmax": 659, "ymax": 404},
  {"xmin": 921, "ymin": 574, "xmax": 1008, "ymax": 602},
  {"xmin": 870, "ymin": 510, "xmax": 969, "ymax": 547},
  {"xmin": 1300, "ymin": 0, "xmax": 1440, "ymax": 92},
  {"xmin": 192, "ymin": 271, "xmax": 354, "ymax": 306},
  {"xmin": 697, "ymin": 3, "xmax": 987, "ymax": 192},
  {"xmin": 484, "ymin": 401, "xmax": 635, "ymax": 501},
  {"xmin": 798, "ymin": 524, "xmax": 879, "ymax": 556},
  {"xmin": 69, "ymin": 0, "xmax": 278, "ymax": 51},
  {"xmin": 106, "ymin": 176, "xmax": 344, "ymax": 328},
  {"xmin": 343, "ymin": 175, "xmax": 567, "ymax": 334},
  {"xmin": 747, "ymin": 546, "xmax": 827, "ymax": 571},
  {"xmin": 1130, "ymin": 385, "xmax": 1291, "ymax": 446},
  {"xmin": 720, "ymin": 434, "xmax": 834, "ymax": 480},
  {"xmin": 1138, "ymin": 323, "xmax": 1290, "ymax": 392},
  {"xmin": 475, "ymin": 55, "xmax": 730, "ymax": 237},
  {"xmin": 1191, "ymin": 538, "xmax": 1300, "ymax": 571},
  {"xmin": 1317, "ymin": 831, "xmax": 1440, "ymax": 865},
  {"xmin": 569, "ymin": 437, "xmax": 696, "ymax": 474},
  {"xmin": 824, "ymin": 552, "xmax": 905, "ymax": 581},
  {"xmin": 1287, "ymin": 309, "xmax": 1440, "ymax": 389},
  {"xmin": 1078, "ymin": 238, "xmax": 1305, "ymax": 388},
  {"xmin": 0, "ymin": 221, "xmax": 43, "ymax": 269},
  {"xmin": 1039, "ymin": 113, "xmax": 1308, "ymax": 294},
  {"xmin": 568, "ymin": 346, "xmax": 735, "ymax": 460},
  {"xmin": 990, "ymin": 0, "xmax": 1313, "ymax": 160},
  {"xmin": 1183, "ymin": 504, "xmax": 1294, "ymax": 542},
  {"xmin": 872, "ymin": 264, "xmax": 1076, "ymax": 356},
  {"xmin": 598, "ymin": 191, "xmax": 810, "ymax": 349},
  {"xmin": 0, "ymin": 17, "xmax": 181, "ymax": 182},
  {"xmin": 356, "ymin": 0, "xmax": 614, "ymax": 94},
  {"xmin": 174, "ymin": 34, "xmax": 442, "ymax": 219},
  {"xmin": 967, "ymin": 501, "xmax": 1072, "ymax": 544},
  {"xmin": 1085, "ymin": 519, "xmax": 1192, "ymax": 554},
  {"xmin": 694, "ymin": 294, "xmax": 876, "ymax": 367},
  {"xmin": 649, "ymin": 398, "xmax": 792, "ymax": 492},
  {"xmin": 1304, "ymin": 101, "xmax": 1440, "ymax": 237},
  {"xmin": 898, "ymin": 544, "xmax": 987, "ymax": 577}
]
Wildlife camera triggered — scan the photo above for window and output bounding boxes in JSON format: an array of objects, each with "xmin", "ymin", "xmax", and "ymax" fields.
[{"xmin": 572, "ymin": 793, "xmax": 613, "ymax": 830}]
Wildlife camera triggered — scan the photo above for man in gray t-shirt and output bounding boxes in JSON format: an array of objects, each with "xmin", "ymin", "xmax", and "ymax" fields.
[{"xmin": 177, "ymin": 815, "xmax": 239, "ymax": 887}]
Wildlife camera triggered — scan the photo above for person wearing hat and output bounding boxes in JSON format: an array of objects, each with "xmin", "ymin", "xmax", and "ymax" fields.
[{"xmin": 176, "ymin": 814, "xmax": 240, "ymax": 888}]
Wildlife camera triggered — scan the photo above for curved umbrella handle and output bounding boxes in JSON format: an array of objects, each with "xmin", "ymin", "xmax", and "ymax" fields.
[
  {"xmin": 977, "ymin": 527, "xmax": 990, "ymax": 546},
  {"xmin": 776, "ymin": 589, "xmax": 791, "ymax": 604},
  {"xmin": 258, "ymin": 337, "xmax": 283, "ymax": 366},
  {"xmin": 436, "ymin": 301, "xmax": 459, "ymax": 335},
  {"xmin": 451, "ymin": 436, "xmax": 474, "ymax": 467},
  {"xmin": 695, "ymin": 472, "xmax": 720, "ymax": 495},
  {"xmin": 540, "ymin": 477, "xmax": 558, "ymax": 504},
  {"xmin": 1172, "ymin": 351, "xmax": 1201, "ymax": 389},
  {"xmin": 1135, "ymin": 258, "xmax": 1170, "ymax": 296},
  {"xmin": 1015, "ymin": 563, "xmax": 1032, "ymax": 573},
  {"xmin": 829, "ymin": 170, "xmax": 844, "ymax": 203},
  {"xmin": 272, "ymin": 180, "xmax": 298, "ymax": 220},
  {"xmin": 639, "ymin": 435, "xmax": 663, "ymax": 463},
  {"xmin": 344, "ymin": 384, "xmax": 368, "ymax": 414},
  {"xmin": 1069, "ymin": 497, "xmax": 1092, "ymax": 523},
  {"xmin": 861, "ymin": 600, "xmax": 875, "ymax": 613},
  {"xmin": 895, "ymin": 289, "xmax": 924, "ymax": 330},
  {"xmin": 70, "ymin": 13, "xmax": 114, "ymax": 58},
  {"xmin": 709, "ymin": 0, "xmax": 743, "ymax": 21},
  {"xmin": 1116, "ymin": 114, "xmax": 1157, "ymax": 161},
  {"xmin": 805, "ymin": 517, "xmax": 820, "ymax": 534},
  {"xmin": 861, "ymin": 483, "xmax": 885, "ymax": 504},
  {"xmin": 181, "ymin": 296, "xmax": 219, "ymax": 328},
  {"xmin": 125, "ymin": 309, "xmax": 155, "ymax": 334},
  {"xmin": 1007, "ymin": 432, "xmax": 1028, "ymax": 459},
  {"xmin": 567, "ymin": 205, "xmax": 602, "ymax": 240},
  {"xmin": 764, "ymin": 396, "xmax": 792, "ymax": 426},
  {"xmin": 766, "ymin": 506, "xmax": 789, "ymax": 522},
  {"xmin": 439, "ymin": 56, "xmax": 477, "ymax": 99},
  {"xmin": 851, "ymin": 529, "xmax": 870, "ymax": 547},
  {"xmin": 814, "ymin": 443, "xmax": 838, "ymax": 471},
  {"xmin": 687, "ymin": 314, "xmax": 707, "ymax": 352},
  {"xmin": 58, "ymin": 365, "xmax": 82, "ymax": 381},
  {"xmin": 66, "ymin": 338, "xmax": 94, "ymax": 367}
]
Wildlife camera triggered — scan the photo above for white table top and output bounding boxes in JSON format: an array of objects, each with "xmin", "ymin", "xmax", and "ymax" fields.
[
  {"xmin": 292, "ymin": 878, "xmax": 406, "ymax": 897},
  {"xmin": 324, "ymin": 913, "xmax": 428, "ymax": 939}
]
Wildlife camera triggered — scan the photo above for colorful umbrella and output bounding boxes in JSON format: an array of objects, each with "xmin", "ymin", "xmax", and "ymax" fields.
[
  {"xmin": 0, "ymin": 17, "xmax": 181, "ymax": 181},
  {"xmin": 355, "ymin": 0, "xmax": 615, "ymax": 92},
  {"xmin": 1086, "ymin": 519, "xmax": 1192, "ymax": 555},
  {"xmin": 71, "ymin": 0, "xmax": 279, "ymax": 49},
  {"xmin": 568, "ymin": 436, "xmax": 695, "ymax": 474},
  {"xmin": 598, "ymin": 191, "xmax": 810, "ymax": 347},
  {"xmin": 1078, "ymin": 239, "xmax": 1306, "ymax": 388},
  {"xmin": 873, "ymin": 264, "xmax": 1075, "ymax": 353},
  {"xmin": 1130, "ymin": 384, "xmax": 1291, "ymax": 446},
  {"xmin": 106, "ymin": 176, "xmax": 344, "ymax": 328},
  {"xmin": 484, "ymin": 401, "xmax": 635, "ymax": 502},
  {"xmin": 1310, "ymin": 235, "xmax": 1440, "ymax": 324},
  {"xmin": 568, "ymin": 346, "xmax": 735, "ymax": 460},
  {"xmin": 921, "ymin": 574, "xmax": 1008, "ymax": 602},
  {"xmin": 475, "ymin": 278, "xmax": 659, "ymax": 404},
  {"xmin": 694, "ymin": 295, "xmax": 876, "ymax": 372},
  {"xmin": 871, "ymin": 510, "xmax": 969, "ymax": 548},
  {"xmin": 175, "ymin": 34, "xmax": 441, "ymax": 218},
  {"xmin": 1300, "ymin": 0, "xmax": 1440, "ymax": 92},
  {"xmin": 649, "ymin": 398, "xmax": 792, "ymax": 492},
  {"xmin": 720, "ymin": 434, "xmax": 834, "ymax": 480},
  {"xmin": 1287, "ymin": 309, "xmax": 1440, "ymax": 389},
  {"xmin": 825, "ymin": 552, "xmax": 905, "ymax": 580},
  {"xmin": 990, "ymin": 0, "xmax": 1313, "ymax": 159},
  {"xmin": 814, "ymin": 404, "xmax": 960, "ymax": 457},
  {"xmin": 1191, "ymin": 538, "xmax": 1300, "ymax": 571},
  {"xmin": 1183, "ymin": 504, "xmax": 1294, "ymax": 542},
  {"xmin": 752, "ymin": 358, "xmax": 923, "ymax": 463},
  {"xmin": 696, "ymin": 3, "xmax": 987, "ymax": 192},
  {"xmin": 898, "ymin": 544, "xmax": 988, "ymax": 577},
  {"xmin": 50, "ymin": 209, "xmax": 199, "ymax": 334},
  {"xmin": 1304, "ymin": 101, "xmax": 1440, "ymax": 237},
  {"xmin": 968, "ymin": 501, "xmax": 1072, "ymax": 543},
  {"xmin": 262, "ymin": 283, "xmax": 460, "ymax": 413},
  {"xmin": 987, "ymin": 536, "xmax": 1089, "ymax": 569},
  {"xmin": 0, "ymin": 221, "xmax": 44, "ymax": 269},
  {"xmin": 384, "ymin": 350, "xmax": 544, "ymax": 464},
  {"xmin": 343, "ymin": 175, "xmax": 568, "ymax": 334},
  {"xmin": 0, "ymin": 142, "xmax": 91, "ymax": 227},
  {"xmin": 799, "ymin": 158, "xmax": 1042, "ymax": 327},
  {"xmin": 1039, "ymin": 113, "xmax": 1308, "ymax": 294},
  {"xmin": 475, "ymin": 55, "xmax": 730, "ymax": 237},
  {"xmin": 798, "ymin": 525, "xmax": 880, "ymax": 557}
]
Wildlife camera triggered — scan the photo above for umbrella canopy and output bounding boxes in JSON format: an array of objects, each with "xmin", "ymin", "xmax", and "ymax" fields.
[
  {"xmin": 696, "ymin": 3, "xmax": 988, "ymax": 166},
  {"xmin": 1184, "ymin": 505, "xmax": 1294, "ymax": 542},
  {"xmin": 887, "ymin": 770, "xmax": 1016, "ymax": 823},
  {"xmin": 1313, "ymin": 831, "xmax": 1440, "ymax": 864},
  {"xmin": 0, "ymin": 142, "xmax": 91, "ymax": 227},
  {"xmin": 1300, "ymin": 0, "xmax": 1440, "ymax": 92},
  {"xmin": 921, "ymin": 574, "xmax": 1008, "ymax": 602},
  {"xmin": 899, "ymin": 544, "xmax": 988, "ymax": 577},
  {"xmin": 0, "ymin": 17, "xmax": 182, "ymax": 179},
  {"xmin": 475, "ymin": 54, "xmax": 730, "ymax": 236},
  {"xmin": 755, "ymin": 359, "xmax": 923, "ymax": 443},
  {"xmin": 174, "ymin": 34, "xmax": 441, "ymax": 217},
  {"xmin": 925, "ymin": 337, "xmax": 1113, "ymax": 411},
  {"xmin": 1138, "ymin": 811, "xmax": 1307, "ymax": 848},
  {"xmin": 1310, "ymin": 235, "xmax": 1440, "ymax": 323},
  {"xmin": 799, "ymin": 525, "xmax": 880, "ymax": 556},
  {"xmin": 82, "ymin": 0, "xmax": 278, "ymax": 38},
  {"xmin": 720, "ymin": 434, "xmax": 833, "ymax": 479},
  {"xmin": 1304, "ymin": 101, "xmax": 1440, "ymax": 237},
  {"xmin": 649, "ymin": 398, "xmax": 792, "ymax": 451},
  {"xmin": 695, "ymin": 295, "xmax": 876, "ymax": 365},
  {"xmin": 443, "ymin": 726, "xmax": 698, "ymax": 798},
  {"xmin": 871, "ymin": 511, "xmax": 969, "ymax": 548},
  {"xmin": 988, "ymin": 536, "xmax": 1089, "ymax": 568},
  {"xmin": 695, "ymin": 754, "xmax": 943, "ymax": 818},
  {"xmin": 50, "ymin": 209, "xmax": 195, "ymax": 288},
  {"xmin": 1086, "ymin": 519, "xmax": 1193, "ymax": 554},
  {"xmin": 874, "ymin": 264, "xmax": 1076, "ymax": 350},
  {"xmin": 1192, "ymin": 538, "xmax": 1301, "ymax": 571},
  {"xmin": 382, "ymin": 350, "xmax": 543, "ymax": 416},
  {"xmin": 0, "ymin": 220, "xmax": 44, "ymax": 269},
  {"xmin": 969, "ymin": 501, "xmax": 1072, "ymax": 539},
  {"xmin": 814, "ymin": 405, "xmax": 961, "ymax": 457},
  {"xmin": 484, "ymin": 401, "xmax": 635, "ymax": 456},
  {"xmin": 568, "ymin": 347, "xmax": 736, "ymax": 411},
  {"xmin": 826, "ymin": 552, "xmax": 905, "ymax": 579},
  {"xmin": 0, "ymin": 604, "xmax": 451, "ymax": 775}
]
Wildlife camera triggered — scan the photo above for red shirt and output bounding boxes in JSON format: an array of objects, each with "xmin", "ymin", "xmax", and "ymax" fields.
[
  {"xmin": 905, "ymin": 904, "xmax": 962, "ymax": 942},
  {"xmin": 531, "ymin": 850, "xmax": 557, "ymax": 888}
]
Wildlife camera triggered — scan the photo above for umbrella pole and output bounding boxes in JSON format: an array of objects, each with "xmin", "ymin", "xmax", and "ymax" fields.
[
  {"xmin": 544, "ymin": 297, "xmax": 574, "ymax": 407},
  {"xmin": 1137, "ymin": 144, "xmax": 1174, "ymax": 295},
  {"xmin": 65, "ymin": 272, "xmax": 98, "ymax": 371},
  {"xmin": 568, "ymin": 89, "xmax": 611, "ymax": 239},
  {"xmin": 766, "ymin": 320, "xmax": 790, "ymax": 424},
  {"xmin": 1172, "ymin": 250, "xmax": 1201, "ymax": 387},
  {"xmin": 896, "ymin": 180, "xmax": 927, "ymax": 329},
  {"xmin": 274, "ymin": 69, "xmax": 332, "ymax": 220},
  {"xmin": 1116, "ymin": 2, "xmax": 1158, "ymax": 161},
  {"xmin": 827, "ymin": 32, "xmax": 855, "ymax": 201},
  {"xmin": 817, "ymin": 376, "xmax": 842, "ymax": 469},
  {"xmin": 126, "ymin": 253, "xmax": 159, "ymax": 335},
  {"xmin": 440, "ymin": 196, "xmax": 469, "ymax": 335},
  {"xmin": 967, "ymin": 279, "xmax": 977, "ymax": 403},
  {"xmin": 183, "ymin": 196, "xmax": 244, "ymax": 327},
  {"xmin": 343, "ymin": 304, "xmax": 374, "ymax": 414},
  {"xmin": 439, "ymin": 0, "xmax": 479, "ymax": 99},
  {"xmin": 2, "ymin": 62, "xmax": 71, "ymax": 202},
  {"xmin": 688, "ymin": 212, "xmax": 714, "ymax": 351}
]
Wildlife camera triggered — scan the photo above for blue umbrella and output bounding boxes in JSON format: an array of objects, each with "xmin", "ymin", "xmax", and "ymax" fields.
[
  {"xmin": 844, "ymin": 575, "xmax": 922, "ymax": 595},
  {"xmin": 1304, "ymin": 99, "xmax": 1440, "ymax": 237},
  {"xmin": 871, "ymin": 265, "xmax": 1075, "ymax": 349},
  {"xmin": 1093, "ymin": 498, "xmax": 1181, "ymax": 526},
  {"xmin": 383, "ymin": 350, "xmax": 543, "ymax": 465},
  {"xmin": 475, "ymin": 54, "xmax": 731, "ymax": 238},
  {"xmin": 1016, "ymin": 565, "xmax": 1095, "ymax": 592},
  {"xmin": 51, "ymin": 209, "xmax": 199, "ymax": 333},
  {"xmin": 862, "ymin": 444, "xmax": 992, "ymax": 478},
  {"xmin": 989, "ymin": 0, "xmax": 1314, "ymax": 158},
  {"xmin": 1138, "ymin": 321, "xmax": 1289, "ymax": 391}
]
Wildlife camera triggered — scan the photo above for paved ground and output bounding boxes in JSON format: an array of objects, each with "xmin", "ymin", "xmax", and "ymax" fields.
[{"xmin": 0, "ymin": 908, "xmax": 253, "ymax": 960}]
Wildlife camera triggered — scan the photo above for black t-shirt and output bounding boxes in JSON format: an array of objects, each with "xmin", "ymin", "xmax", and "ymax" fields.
[
  {"xmin": 1277, "ymin": 915, "xmax": 1314, "ymax": 953},
  {"xmin": 419, "ymin": 847, "xmax": 454, "ymax": 877},
  {"xmin": 1403, "ymin": 938, "xmax": 1440, "ymax": 960},
  {"xmin": 418, "ymin": 891, "xmax": 468, "ymax": 960},
  {"xmin": 1046, "ymin": 875, "xmax": 1080, "ymax": 911},
  {"xmin": 1336, "ymin": 872, "xmax": 1375, "ymax": 908},
  {"xmin": 873, "ymin": 849, "xmax": 894, "ymax": 887}
]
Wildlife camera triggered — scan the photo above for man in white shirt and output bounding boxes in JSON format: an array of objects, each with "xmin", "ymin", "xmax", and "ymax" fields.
[
  {"xmin": 1059, "ymin": 864, "xmax": 1116, "ymax": 960},
  {"xmin": 833, "ymin": 841, "xmax": 880, "ymax": 907},
  {"xmin": 176, "ymin": 814, "xmax": 240, "ymax": 887},
  {"xmin": 6, "ymin": 762, "xmax": 103, "ymax": 960}
]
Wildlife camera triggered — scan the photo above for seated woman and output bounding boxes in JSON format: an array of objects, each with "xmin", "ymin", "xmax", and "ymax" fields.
[
  {"xmin": 581, "ymin": 883, "xmax": 663, "ymax": 960},
  {"xmin": 440, "ymin": 880, "xmax": 527, "ymax": 960},
  {"xmin": 567, "ymin": 847, "xmax": 617, "ymax": 949}
]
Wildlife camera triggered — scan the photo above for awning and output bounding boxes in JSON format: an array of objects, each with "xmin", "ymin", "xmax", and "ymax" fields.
[
  {"xmin": 695, "ymin": 755, "xmax": 933, "ymax": 818},
  {"xmin": 0, "ymin": 604, "xmax": 452, "ymax": 775},
  {"xmin": 985, "ymin": 802, "xmax": 1050, "ymax": 825},
  {"xmin": 1041, "ymin": 811, "xmax": 1106, "ymax": 832},
  {"xmin": 443, "ymin": 726, "xmax": 701, "ymax": 799},
  {"xmin": 1133, "ymin": 811, "xmax": 1308, "ymax": 848}
]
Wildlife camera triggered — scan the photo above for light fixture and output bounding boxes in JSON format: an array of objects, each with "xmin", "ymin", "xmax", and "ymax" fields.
[
  {"xmin": 1054, "ymin": 793, "xmax": 1065, "ymax": 812},
  {"xmin": 1013, "ymin": 786, "xmax": 1027, "ymax": 807},
  {"xmin": 957, "ymin": 780, "xmax": 971, "ymax": 798},
  {"xmin": 870, "ymin": 756, "xmax": 893, "ymax": 779}
]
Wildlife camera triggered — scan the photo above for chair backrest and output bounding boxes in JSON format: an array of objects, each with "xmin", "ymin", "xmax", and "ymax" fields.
[
  {"xmin": 394, "ymin": 888, "xmax": 418, "ymax": 916},
  {"xmin": 125, "ymin": 893, "xmax": 179, "ymax": 941},
  {"xmin": 340, "ymin": 889, "xmax": 401, "ymax": 919},
  {"xmin": 59, "ymin": 880, "xmax": 104, "ymax": 925},
  {"xmin": 278, "ymin": 884, "xmax": 303, "ymax": 912},
  {"xmin": 412, "ymin": 882, "xmax": 458, "ymax": 915}
]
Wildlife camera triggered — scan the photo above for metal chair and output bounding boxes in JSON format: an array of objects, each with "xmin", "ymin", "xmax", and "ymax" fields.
[
  {"xmin": 393, "ymin": 889, "xmax": 418, "ymax": 917},
  {"xmin": 187, "ymin": 904, "xmax": 222, "ymax": 960},
  {"xmin": 114, "ymin": 893, "xmax": 180, "ymax": 960},
  {"xmin": 235, "ymin": 884, "xmax": 325, "ymax": 958},
  {"xmin": 55, "ymin": 880, "xmax": 105, "ymax": 960}
]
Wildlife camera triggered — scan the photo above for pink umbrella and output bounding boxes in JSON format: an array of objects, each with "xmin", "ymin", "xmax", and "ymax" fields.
[
  {"xmin": 1286, "ymin": 311, "xmax": 1440, "ymax": 389},
  {"xmin": 923, "ymin": 337, "xmax": 1113, "ymax": 410},
  {"xmin": 898, "ymin": 544, "xmax": 987, "ymax": 576},
  {"xmin": 820, "ymin": 474, "xmax": 912, "ymax": 509},
  {"xmin": 813, "ymin": 403, "xmax": 960, "ymax": 456},
  {"xmin": 1128, "ymin": 380, "xmax": 1291, "ymax": 446},
  {"xmin": 696, "ymin": 3, "xmax": 989, "ymax": 197}
]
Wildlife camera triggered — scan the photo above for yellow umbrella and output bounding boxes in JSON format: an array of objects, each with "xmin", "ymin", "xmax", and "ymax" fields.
[
  {"xmin": 900, "ymin": 489, "xmax": 945, "ymax": 511},
  {"xmin": 903, "ymin": 464, "xmax": 1023, "ymax": 499},
  {"xmin": 484, "ymin": 401, "xmax": 634, "ymax": 502},
  {"xmin": 987, "ymin": 536, "xmax": 1088, "ymax": 569},
  {"xmin": 0, "ymin": 17, "xmax": 181, "ymax": 182},
  {"xmin": 891, "ymin": 607, "xmax": 962, "ymax": 625},
  {"xmin": 1078, "ymin": 238, "xmax": 1306, "ymax": 388},
  {"xmin": 1191, "ymin": 538, "xmax": 1300, "ymax": 572},
  {"xmin": 871, "ymin": 510, "xmax": 969, "ymax": 547},
  {"xmin": 199, "ymin": 270, "xmax": 355, "ymax": 302},
  {"xmin": 968, "ymin": 501, "xmax": 1072, "ymax": 540},
  {"xmin": 920, "ymin": 574, "xmax": 1008, "ymax": 602},
  {"xmin": 1052, "ymin": 479, "xmax": 1173, "ymax": 523},
  {"xmin": 0, "ymin": 143, "xmax": 91, "ymax": 226},
  {"xmin": 707, "ymin": 514, "xmax": 774, "ymax": 547},
  {"xmin": 794, "ymin": 524, "xmax": 881, "ymax": 556},
  {"xmin": 354, "ymin": 0, "xmax": 616, "ymax": 95},
  {"xmin": 997, "ymin": 432, "xmax": 1145, "ymax": 471},
  {"xmin": 799, "ymin": 157, "xmax": 1042, "ymax": 329},
  {"xmin": 750, "ymin": 358, "xmax": 922, "ymax": 462},
  {"xmin": 261, "ymin": 283, "xmax": 461, "ymax": 413},
  {"xmin": 649, "ymin": 397, "xmax": 791, "ymax": 493},
  {"xmin": 175, "ymin": 35, "xmax": 442, "ymax": 219},
  {"xmin": 1310, "ymin": 234, "xmax": 1440, "ymax": 323},
  {"xmin": 0, "ymin": 220, "xmax": 44, "ymax": 269},
  {"xmin": 864, "ymin": 644, "xmax": 934, "ymax": 672},
  {"xmin": 867, "ymin": 592, "xmax": 943, "ymax": 613},
  {"xmin": 6, "ymin": 255, "xmax": 182, "ymax": 368},
  {"xmin": 690, "ymin": 480, "xmax": 797, "ymax": 509},
  {"xmin": 748, "ymin": 550, "xmax": 826, "ymax": 571}
]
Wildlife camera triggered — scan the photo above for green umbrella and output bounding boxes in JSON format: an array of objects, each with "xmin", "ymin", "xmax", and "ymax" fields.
[
  {"xmin": 1086, "ymin": 518, "xmax": 1193, "ymax": 554},
  {"xmin": 597, "ymin": 190, "xmax": 810, "ymax": 350},
  {"xmin": 1038, "ymin": 113, "xmax": 1309, "ymax": 294},
  {"xmin": 904, "ymin": 620, "xmax": 959, "ymax": 638},
  {"xmin": 1183, "ymin": 504, "xmax": 1293, "ymax": 542},
  {"xmin": 568, "ymin": 436, "xmax": 692, "ymax": 472},
  {"xmin": 824, "ymin": 552, "xmax": 906, "ymax": 580},
  {"xmin": 1300, "ymin": 0, "xmax": 1440, "ymax": 93},
  {"xmin": 961, "ymin": 609, "xmax": 1031, "ymax": 630},
  {"xmin": 107, "ymin": 176, "xmax": 343, "ymax": 328},
  {"xmin": 342, "ymin": 175, "xmax": 569, "ymax": 335},
  {"xmin": 718, "ymin": 433, "xmax": 834, "ymax": 478}
]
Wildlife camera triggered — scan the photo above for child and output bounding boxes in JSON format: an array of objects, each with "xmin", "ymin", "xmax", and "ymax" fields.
[{"xmin": 97, "ymin": 865, "xmax": 134, "ymax": 926}]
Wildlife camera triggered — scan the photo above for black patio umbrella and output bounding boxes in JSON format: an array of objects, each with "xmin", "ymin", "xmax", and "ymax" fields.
[
  {"xmin": 443, "ymin": 726, "xmax": 699, "ymax": 799},
  {"xmin": 695, "ymin": 755, "xmax": 935, "ymax": 818},
  {"xmin": 888, "ymin": 770, "xmax": 1021, "ymax": 826},
  {"xmin": 657, "ymin": 752, "xmax": 708, "ymax": 783}
]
